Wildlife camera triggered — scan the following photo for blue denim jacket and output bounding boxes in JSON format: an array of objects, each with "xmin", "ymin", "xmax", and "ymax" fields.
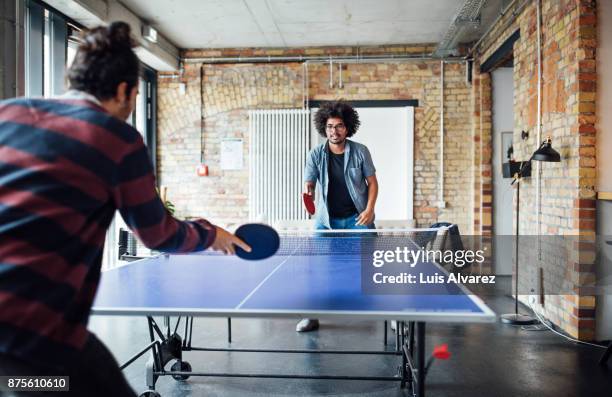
[{"xmin": 304, "ymin": 139, "xmax": 376, "ymax": 228}]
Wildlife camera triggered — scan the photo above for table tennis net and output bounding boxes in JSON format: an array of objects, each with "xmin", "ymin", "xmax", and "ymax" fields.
[{"xmin": 274, "ymin": 228, "xmax": 445, "ymax": 256}]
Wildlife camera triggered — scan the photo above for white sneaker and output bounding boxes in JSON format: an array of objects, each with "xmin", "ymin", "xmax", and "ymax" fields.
[{"xmin": 296, "ymin": 318, "xmax": 319, "ymax": 332}]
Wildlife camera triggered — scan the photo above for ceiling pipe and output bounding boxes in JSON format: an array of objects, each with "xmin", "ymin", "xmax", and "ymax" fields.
[
  {"xmin": 302, "ymin": 62, "xmax": 307, "ymax": 109},
  {"xmin": 434, "ymin": 0, "xmax": 487, "ymax": 57},
  {"xmin": 183, "ymin": 53, "xmax": 466, "ymax": 64},
  {"xmin": 439, "ymin": 60, "xmax": 446, "ymax": 209},
  {"xmin": 328, "ymin": 56, "xmax": 333, "ymax": 89},
  {"xmin": 536, "ymin": 0, "xmax": 543, "ymax": 258},
  {"xmin": 468, "ymin": 0, "xmax": 530, "ymax": 57},
  {"xmin": 304, "ymin": 61, "xmax": 310, "ymax": 109}
]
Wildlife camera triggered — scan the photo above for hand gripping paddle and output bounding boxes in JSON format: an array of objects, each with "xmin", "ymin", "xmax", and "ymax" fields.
[
  {"xmin": 302, "ymin": 193, "xmax": 315, "ymax": 215},
  {"xmin": 234, "ymin": 223, "xmax": 280, "ymax": 260}
]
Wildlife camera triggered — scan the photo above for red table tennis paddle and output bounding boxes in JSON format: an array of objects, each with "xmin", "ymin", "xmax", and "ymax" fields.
[
  {"xmin": 303, "ymin": 193, "xmax": 315, "ymax": 215},
  {"xmin": 234, "ymin": 223, "xmax": 280, "ymax": 260}
]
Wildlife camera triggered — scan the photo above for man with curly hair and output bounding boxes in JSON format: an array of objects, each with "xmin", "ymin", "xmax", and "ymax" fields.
[{"xmin": 297, "ymin": 101, "xmax": 379, "ymax": 332}]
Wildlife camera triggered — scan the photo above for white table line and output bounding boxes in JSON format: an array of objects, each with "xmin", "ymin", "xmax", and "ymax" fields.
[{"xmin": 235, "ymin": 246, "xmax": 300, "ymax": 310}]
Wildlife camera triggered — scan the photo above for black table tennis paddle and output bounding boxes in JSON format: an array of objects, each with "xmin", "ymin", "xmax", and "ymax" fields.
[{"xmin": 234, "ymin": 223, "xmax": 280, "ymax": 260}]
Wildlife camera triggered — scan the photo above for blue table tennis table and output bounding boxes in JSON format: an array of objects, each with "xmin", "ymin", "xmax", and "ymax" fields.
[{"xmin": 93, "ymin": 231, "xmax": 496, "ymax": 397}]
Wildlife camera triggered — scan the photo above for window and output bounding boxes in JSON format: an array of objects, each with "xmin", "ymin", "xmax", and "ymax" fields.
[
  {"xmin": 25, "ymin": 0, "xmax": 44, "ymax": 97},
  {"xmin": 66, "ymin": 41, "xmax": 78, "ymax": 69},
  {"xmin": 130, "ymin": 66, "xmax": 157, "ymax": 170},
  {"xmin": 25, "ymin": 0, "xmax": 75, "ymax": 97},
  {"xmin": 135, "ymin": 78, "xmax": 147, "ymax": 133},
  {"xmin": 43, "ymin": 9, "xmax": 50, "ymax": 96},
  {"xmin": 66, "ymin": 26, "xmax": 80, "ymax": 69}
]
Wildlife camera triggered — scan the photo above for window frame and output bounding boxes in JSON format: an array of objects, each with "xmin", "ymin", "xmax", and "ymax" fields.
[
  {"xmin": 143, "ymin": 66, "xmax": 158, "ymax": 175},
  {"xmin": 25, "ymin": 0, "xmax": 44, "ymax": 97},
  {"xmin": 130, "ymin": 65, "xmax": 158, "ymax": 174}
]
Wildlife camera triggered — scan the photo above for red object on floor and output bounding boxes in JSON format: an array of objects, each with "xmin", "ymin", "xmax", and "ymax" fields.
[{"xmin": 432, "ymin": 344, "xmax": 451, "ymax": 360}]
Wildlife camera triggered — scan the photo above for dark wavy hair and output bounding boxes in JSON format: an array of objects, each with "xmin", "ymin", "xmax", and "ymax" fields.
[
  {"xmin": 314, "ymin": 101, "xmax": 360, "ymax": 138},
  {"xmin": 67, "ymin": 21, "xmax": 140, "ymax": 100}
]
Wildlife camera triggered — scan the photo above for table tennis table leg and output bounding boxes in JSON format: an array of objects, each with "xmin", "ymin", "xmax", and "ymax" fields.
[
  {"xmin": 228, "ymin": 317, "xmax": 232, "ymax": 343},
  {"xmin": 400, "ymin": 341, "xmax": 408, "ymax": 388},
  {"xmin": 145, "ymin": 357, "xmax": 157, "ymax": 392},
  {"xmin": 183, "ymin": 317, "xmax": 194, "ymax": 350},
  {"xmin": 400, "ymin": 321, "xmax": 416, "ymax": 390},
  {"xmin": 599, "ymin": 341, "xmax": 612, "ymax": 366},
  {"xmin": 164, "ymin": 316, "xmax": 170, "ymax": 338},
  {"xmin": 384, "ymin": 320, "xmax": 388, "ymax": 346},
  {"xmin": 395, "ymin": 320, "xmax": 401, "ymax": 352},
  {"xmin": 407, "ymin": 321, "xmax": 415, "ymax": 390},
  {"xmin": 399, "ymin": 321, "xmax": 409, "ymax": 389},
  {"xmin": 401, "ymin": 321, "xmax": 426, "ymax": 396},
  {"xmin": 415, "ymin": 322, "xmax": 426, "ymax": 397},
  {"xmin": 408, "ymin": 322, "xmax": 415, "ymax": 354},
  {"xmin": 144, "ymin": 317, "xmax": 166, "ymax": 393}
]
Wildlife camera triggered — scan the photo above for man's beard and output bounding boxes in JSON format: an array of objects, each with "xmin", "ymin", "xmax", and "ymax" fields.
[{"xmin": 329, "ymin": 135, "xmax": 345, "ymax": 144}]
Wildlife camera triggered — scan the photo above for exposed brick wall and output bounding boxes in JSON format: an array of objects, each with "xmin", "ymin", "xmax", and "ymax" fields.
[
  {"xmin": 471, "ymin": 67, "xmax": 493, "ymax": 237},
  {"xmin": 470, "ymin": 61, "xmax": 494, "ymax": 272},
  {"xmin": 156, "ymin": 0, "xmax": 599, "ymax": 340},
  {"xmin": 474, "ymin": 0, "xmax": 597, "ymax": 340},
  {"xmin": 157, "ymin": 65, "xmax": 202, "ymax": 218},
  {"xmin": 158, "ymin": 45, "xmax": 473, "ymax": 233},
  {"xmin": 158, "ymin": 62, "xmax": 302, "ymax": 223}
]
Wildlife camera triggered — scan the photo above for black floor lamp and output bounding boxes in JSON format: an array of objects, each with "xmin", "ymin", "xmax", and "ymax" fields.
[{"xmin": 501, "ymin": 136, "xmax": 561, "ymax": 325}]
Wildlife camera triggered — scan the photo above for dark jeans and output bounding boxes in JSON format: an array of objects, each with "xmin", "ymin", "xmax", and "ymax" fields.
[{"xmin": 0, "ymin": 332, "xmax": 137, "ymax": 397}]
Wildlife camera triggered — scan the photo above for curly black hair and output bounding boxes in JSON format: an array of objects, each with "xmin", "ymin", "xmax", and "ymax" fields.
[
  {"xmin": 67, "ymin": 21, "xmax": 140, "ymax": 100},
  {"xmin": 314, "ymin": 101, "xmax": 360, "ymax": 138}
]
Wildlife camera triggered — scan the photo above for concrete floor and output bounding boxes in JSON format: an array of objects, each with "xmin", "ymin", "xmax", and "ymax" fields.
[{"xmin": 90, "ymin": 277, "xmax": 611, "ymax": 397}]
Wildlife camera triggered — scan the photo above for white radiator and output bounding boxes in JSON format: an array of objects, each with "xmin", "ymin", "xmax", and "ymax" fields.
[{"xmin": 249, "ymin": 109, "xmax": 311, "ymax": 223}]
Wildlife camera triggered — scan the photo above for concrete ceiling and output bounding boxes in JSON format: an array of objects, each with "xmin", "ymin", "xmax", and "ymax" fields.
[{"xmin": 119, "ymin": 0, "xmax": 506, "ymax": 49}]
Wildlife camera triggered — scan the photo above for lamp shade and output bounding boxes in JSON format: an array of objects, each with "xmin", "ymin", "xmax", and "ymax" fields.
[{"xmin": 532, "ymin": 139, "xmax": 561, "ymax": 162}]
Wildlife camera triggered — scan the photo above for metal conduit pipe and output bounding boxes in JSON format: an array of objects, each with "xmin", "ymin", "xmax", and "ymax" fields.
[
  {"xmin": 536, "ymin": 0, "xmax": 543, "ymax": 257},
  {"xmin": 183, "ymin": 54, "xmax": 466, "ymax": 64},
  {"xmin": 180, "ymin": 53, "xmax": 467, "ymax": 109},
  {"xmin": 439, "ymin": 60, "xmax": 445, "ymax": 209},
  {"xmin": 468, "ymin": 0, "xmax": 530, "ymax": 57},
  {"xmin": 329, "ymin": 56, "xmax": 333, "ymax": 89},
  {"xmin": 304, "ymin": 61, "xmax": 310, "ymax": 109},
  {"xmin": 302, "ymin": 62, "xmax": 308, "ymax": 109},
  {"xmin": 435, "ymin": 0, "xmax": 487, "ymax": 57}
]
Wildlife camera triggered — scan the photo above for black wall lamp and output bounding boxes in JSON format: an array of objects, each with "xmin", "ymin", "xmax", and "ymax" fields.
[
  {"xmin": 531, "ymin": 137, "xmax": 561, "ymax": 162},
  {"xmin": 501, "ymin": 136, "xmax": 561, "ymax": 325}
]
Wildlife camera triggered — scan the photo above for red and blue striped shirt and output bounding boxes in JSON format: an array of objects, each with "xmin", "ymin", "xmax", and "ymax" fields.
[{"xmin": 0, "ymin": 94, "xmax": 217, "ymax": 369}]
